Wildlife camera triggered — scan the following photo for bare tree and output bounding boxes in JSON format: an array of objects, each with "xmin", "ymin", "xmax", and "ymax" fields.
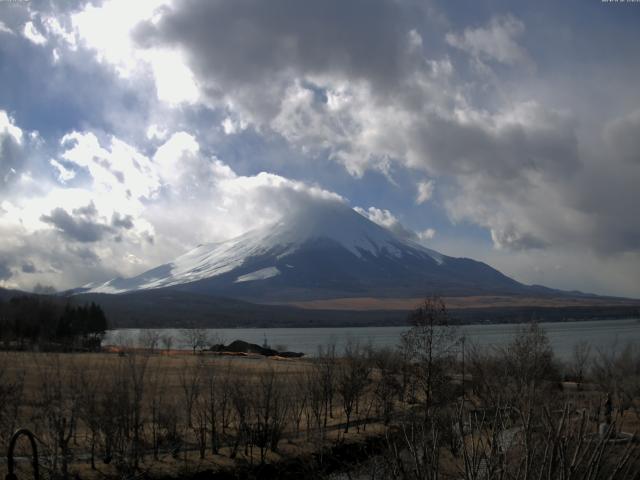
[
  {"xmin": 467, "ymin": 322, "xmax": 559, "ymax": 418},
  {"xmin": 157, "ymin": 398, "xmax": 182, "ymax": 459},
  {"xmin": 146, "ymin": 360, "xmax": 168, "ymax": 460},
  {"xmin": 466, "ymin": 342, "xmax": 506, "ymax": 407},
  {"xmin": 215, "ymin": 361, "xmax": 234, "ymax": 451},
  {"xmin": 95, "ymin": 368, "xmax": 119, "ymax": 467},
  {"xmin": 179, "ymin": 357, "xmax": 208, "ymax": 459},
  {"xmin": 376, "ymin": 297, "xmax": 460, "ymax": 479},
  {"xmin": 126, "ymin": 353, "xmax": 148, "ymax": 470},
  {"xmin": 290, "ymin": 370, "xmax": 309, "ymax": 439},
  {"xmin": 337, "ymin": 339, "xmax": 371, "ymax": 433},
  {"xmin": 570, "ymin": 340, "xmax": 592, "ymax": 389},
  {"xmin": 315, "ymin": 342, "xmax": 337, "ymax": 429},
  {"xmin": 0, "ymin": 353, "xmax": 24, "ymax": 451},
  {"xmin": 139, "ymin": 329, "xmax": 161, "ymax": 353},
  {"xmin": 304, "ymin": 366, "xmax": 326, "ymax": 451},
  {"xmin": 456, "ymin": 403, "xmax": 640, "ymax": 480},
  {"xmin": 202, "ymin": 360, "xmax": 220, "ymax": 454},
  {"xmin": 371, "ymin": 347, "xmax": 402, "ymax": 425},
  {"xmin": 502, "ymin": 323, "xmax": 558, "ymax": 408},
  {"xmin": 350, "ymin": 337, "xmax": 640, "ymax": 480},
  {"xmin": 98, "ymin": 354, "xmax": 149, "ymax": 474},
  {"xmin": 33, "ymin": 354, "xmax": 80, "ymax": 478},
  {"xmin": 160, "ymin": 333, "xmax": 174, "ymax": 352},
  {"xmin": 617, "ymin": 344, "xmax": 640, "ymax": 421},
  {"xmin": 181, "ymin": 328, "xmax": 210, "ymax": 354},
  {"xmin": 77, "ymin": 359, "xmax": 107, "ymax": 469},
  {"xmin": 593, "ymin": 342, "xmax": 640, "ymax": 421},
  {"xmin": 229, "ymin": 374, "xmax": 250, "ymax": 459},
  {"xmin": 250, "ymin": 367, "xmax": 290, "ymax": 463},
  {"xmin": 402, "ymin": 296, "xmax": 459, "ymax": 414}
]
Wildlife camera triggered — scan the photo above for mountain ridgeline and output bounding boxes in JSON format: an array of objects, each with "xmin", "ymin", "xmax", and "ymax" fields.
[
  {"xmin": 80, "ymin": 202, "xmax": 541, "ymax": 301},
  {"xmin": 53, "ymin": 201, "xmax": 637, "ymax": 327}
]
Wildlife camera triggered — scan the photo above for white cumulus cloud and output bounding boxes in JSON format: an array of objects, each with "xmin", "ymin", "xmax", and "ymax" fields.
[
  {"xmin": 446, "ymin": 15, "xmax": 531, "ymax": 67},
  {"xmin": 23, "ymin": 21, "xmax": 47, "ymax": 45},
  {"xmin": 416, "ymin": 180, "xmax": 434, "ymax": 204}
]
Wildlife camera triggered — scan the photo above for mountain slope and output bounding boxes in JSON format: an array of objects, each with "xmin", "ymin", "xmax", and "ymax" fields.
[
  {"xmin": 81, "ymin": 202, "xmax": 534, "ymax": 301},
  {"xmin": 0, "ymin": 287, "xmax": 29, "ymax": 301},
  {"xmin": 71, "ymin": 289, "xmax": 640, "ymax": 328}
]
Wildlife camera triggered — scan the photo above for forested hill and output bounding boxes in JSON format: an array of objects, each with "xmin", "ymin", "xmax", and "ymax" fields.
[{"xmin": 0, "ymin": 291, "xmax": 108, "ymax": 350}]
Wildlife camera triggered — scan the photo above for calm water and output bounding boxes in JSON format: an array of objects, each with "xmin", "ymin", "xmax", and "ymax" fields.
[{"xmin": 104, "ymin": 318, "xmax": 640, "ymax": 360}]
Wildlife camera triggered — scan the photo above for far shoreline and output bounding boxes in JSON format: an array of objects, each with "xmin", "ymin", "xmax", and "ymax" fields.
[
  {"xmin": 104, "ymin": 317, "xmax": 640, "ymax": 361},
  {"xmin": 105, "ymin": 315, "xmax": 640, "ymax": 331}
]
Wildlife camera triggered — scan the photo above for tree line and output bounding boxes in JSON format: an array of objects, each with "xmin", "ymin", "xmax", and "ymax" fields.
[{"xmin": 0, "ymin": 295, "xmax": 108, "ymax": 350}]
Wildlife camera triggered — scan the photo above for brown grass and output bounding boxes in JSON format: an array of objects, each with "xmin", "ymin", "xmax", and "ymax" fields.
[
  {"xmin": 2, "ymin": 348, "xmax": 638, "ymax": 479},
  {"xmin": 0, "ymin": 351, "xmax": 383, "ymax": 479},
  {"xmin": 282, "ymin": 295, "xmax": 640, "ymax": 311}
]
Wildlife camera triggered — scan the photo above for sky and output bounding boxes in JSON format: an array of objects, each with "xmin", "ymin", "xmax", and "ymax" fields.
[{"xmin": 0, "ymin": 0, "xmax": 639, "ymax": 298}]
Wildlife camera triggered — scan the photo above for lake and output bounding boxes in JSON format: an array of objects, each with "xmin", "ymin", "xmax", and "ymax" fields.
[{"xmin": 104, "ymin": 317, "xmax": 640, "ymax": 360}]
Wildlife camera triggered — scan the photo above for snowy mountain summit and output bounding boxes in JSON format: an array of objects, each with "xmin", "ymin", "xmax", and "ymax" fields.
[{"xmin": 83, "ymin": 201, "xmax": 526, "ymax": 301}]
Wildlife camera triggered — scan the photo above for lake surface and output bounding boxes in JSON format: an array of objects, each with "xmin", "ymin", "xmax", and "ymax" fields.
[{"xmin": 104, "ymin": 318, "xmax": 640, "ymax": 360}]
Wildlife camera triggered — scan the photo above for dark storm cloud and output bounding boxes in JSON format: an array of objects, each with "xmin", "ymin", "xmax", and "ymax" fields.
[
  {"xmin": 72, "ymin": 201, "xmax": 98, "ymax": 218},
  {"xmin": 134, "ymin": 0, "xmax": 579, "ymax": 178},
  {"xmin": 0, "ymin": 221, "xmax": 126, "ymax": 289},
  {"xmin": 21, "ymin": 261, "xmax": 37, "ymax": 273},
  {"xmin": 111, "ymin": 212, "xmax": 134, "ymax": 230},
  {"xmin": 135, "ymin": 0, "xmax": 410, "ymax": 85},
  {"xmin": 68, "ymin": 245, "xmax": 101, "ymax": 263},
  {"xmin": 133, "ymin": 0, "xmax": 425, "ymax": 119},
  {"xmin": 410, "ymin": 109, "xmax": 579, "ymax": 180},
  {"xmin": 39, "ymin": 206, "xmax": 137, "ymax": 243},
  {"xmin": 40, "ymin": 207, "xmax": 112, "ymax": 242},
  {"xmin": 0, "ymin": 259, "xmax": 12, "ymax": 280},
  {"xmin": 32, "ymin": 284, "xmax": 57, "ymax": 294},
  {"xmin": 130, "ymin": 0, "xmax": 591, "ymax": 255},
  {"xmin": 604, "ymin": 110, "xmax": 640, "ymax": 165},
  {"xmin": 569, "ymin": 148, "xmax": 640, "ymax": 255}
]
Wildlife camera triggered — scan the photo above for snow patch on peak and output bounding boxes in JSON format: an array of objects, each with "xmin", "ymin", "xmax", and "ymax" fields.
[
  {"xmin": 266, "ymin": 201, "xmax": 427, "ymax": 260},
  {"xmin": 82, "ymin": 200, "xmax": 448, "ymax": 295},
  {"xmin": 403, "ymin": 238, "xmax": 445, "ymax": 265},
  {"xmin": 235, "ymin": 267, "xmax": 281, "ymax": 283}
]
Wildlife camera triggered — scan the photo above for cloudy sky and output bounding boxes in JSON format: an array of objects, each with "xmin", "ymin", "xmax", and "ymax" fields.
[{"xmin": 1, "ymin": 0, "xmax": 639, "ymax": 297}]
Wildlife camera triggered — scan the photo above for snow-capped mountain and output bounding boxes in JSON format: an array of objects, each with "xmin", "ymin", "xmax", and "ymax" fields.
[{"xmin": 82, "ymin": 201, "xmax": 528, "ymax": 301}]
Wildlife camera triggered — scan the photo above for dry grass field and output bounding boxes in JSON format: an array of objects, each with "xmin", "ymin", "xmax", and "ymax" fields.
[
  {"xmin": 1, "ymin": 316, "xmax": 639, "ymax": 480},
  {"xmin": 0, "ymin": 350, "xmax": 392, "ymax": 479},
  {"xmin": 285, "ymin": 295, "xmax": 640, "ymax": 311}
]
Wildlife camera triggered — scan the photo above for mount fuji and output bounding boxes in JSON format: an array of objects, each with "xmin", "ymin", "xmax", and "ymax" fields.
[{"xmin": 80, "ymin": 201, "xmax": 540, "ymax": 302}]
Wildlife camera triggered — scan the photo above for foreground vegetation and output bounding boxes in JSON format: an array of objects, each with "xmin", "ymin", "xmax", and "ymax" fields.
[{"xmin": 0, "ymin": 298, "xmax": 639, "ymax": 479}]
